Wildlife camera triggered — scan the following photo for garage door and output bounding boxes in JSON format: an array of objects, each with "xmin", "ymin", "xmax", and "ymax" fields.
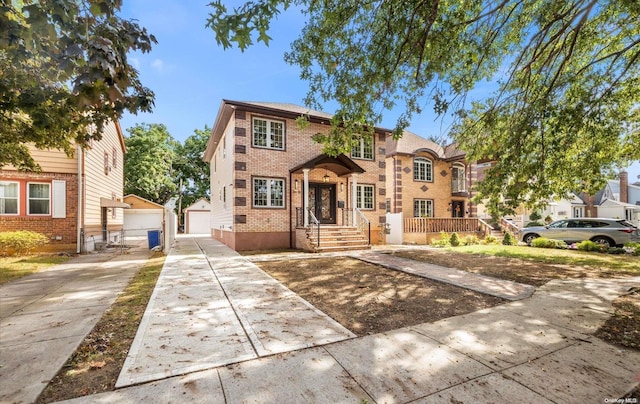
[
  {"xmin": 124, "ymin": 210, "xmax": 163, "ymax": 236},
  {"xmin": 187, "ymin": 211, "xmax": 211, "ymax": 234}
]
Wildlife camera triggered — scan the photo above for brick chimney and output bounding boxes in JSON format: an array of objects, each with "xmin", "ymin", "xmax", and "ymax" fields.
[{"xmin": 620, "ymin": 171, "xmax": 628, "ymax": 203}]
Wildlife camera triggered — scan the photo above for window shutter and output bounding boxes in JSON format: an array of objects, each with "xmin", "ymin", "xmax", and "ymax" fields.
[{"xmin": 52, "ymin": 180, "xmax": 66, "ymax": 218}]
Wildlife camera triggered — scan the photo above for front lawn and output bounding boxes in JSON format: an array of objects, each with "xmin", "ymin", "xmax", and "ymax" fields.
[{"xmin": 0, "ymin": 255, "xmax": 72, "ymax": 285}]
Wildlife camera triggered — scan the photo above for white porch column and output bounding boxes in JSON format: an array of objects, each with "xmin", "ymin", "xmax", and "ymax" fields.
[
  {"xmin": 303, "ymin": 169, "xmax": 310, "ymax": 226},
  {"xmin": 351, "ymin": 173, "xmax": 358, "ymax": 227}
]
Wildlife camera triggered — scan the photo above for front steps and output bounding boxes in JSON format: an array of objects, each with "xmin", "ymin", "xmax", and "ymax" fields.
[{"xmin": 304, "ymin": 225, "xmax": 370, "ymax": 252}]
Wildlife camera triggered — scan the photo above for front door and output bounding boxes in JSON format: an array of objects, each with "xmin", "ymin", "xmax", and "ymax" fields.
[
  {"xmin": 451, "ymin": 201, "xmax": 465, "ymax": 218},
  {"xmin": 308, "ymin": 183, "xmax": 336, "ymax": 224}
]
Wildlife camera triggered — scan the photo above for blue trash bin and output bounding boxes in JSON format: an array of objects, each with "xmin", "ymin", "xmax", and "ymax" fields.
[{"xmin": 147, "ymin": 230, "xmax": 160, "ymax": 249}]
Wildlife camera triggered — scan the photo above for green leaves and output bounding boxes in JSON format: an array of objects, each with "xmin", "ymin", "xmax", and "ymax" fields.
[
  {"xmin": 1, "ymin": 0, "xmax": 157, "ymax": 170},
  {"xmin": 208, "ymin": 0, "xmax": 639, "ymax": 212}
]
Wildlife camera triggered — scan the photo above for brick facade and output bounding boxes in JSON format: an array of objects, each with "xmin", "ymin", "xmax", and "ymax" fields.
[
  {"xmin": 0, "ymin": 171, "xmax": 78, "ymax": 250},
  {"xmin": 205, "ymin": 101, "xmax": 389, "ymax": 250}
]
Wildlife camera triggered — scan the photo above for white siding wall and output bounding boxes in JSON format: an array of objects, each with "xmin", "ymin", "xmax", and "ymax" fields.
[{"xmin": 210, "ymin": 118, "xmax": 235, "ymax": 233}]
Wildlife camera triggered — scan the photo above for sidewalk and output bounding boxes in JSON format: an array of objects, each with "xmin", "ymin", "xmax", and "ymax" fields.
[
  {"xmin": 0, "ymin": 240, "xmax": 154, "ymax": 404},
  {"xmin": 61, "ymin": 236, "xmax": 639, "ymax": 403}
]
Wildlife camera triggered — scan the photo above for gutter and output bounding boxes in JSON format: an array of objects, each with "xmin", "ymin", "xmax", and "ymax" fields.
[{"xmin": 76, "ymin": 145, "xmax": 83, "ymax": 254}]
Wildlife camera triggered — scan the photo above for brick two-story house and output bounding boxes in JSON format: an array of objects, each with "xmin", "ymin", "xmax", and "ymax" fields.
[
  {"xmin": 0, "ymin": 121, "xmax": 129, "ymax": 252},
  {"xmin": 386, "ymin": 130, "xmax": 474, "ymax": 219},
  {"xmin": 203, "ymin": 100, "xmax": 390, "ymax": 251}
]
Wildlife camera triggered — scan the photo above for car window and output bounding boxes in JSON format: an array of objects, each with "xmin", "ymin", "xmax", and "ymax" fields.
[
  {"xmin": 567, "ymin": 221, "xmax": 578, "ymax": 228},
  {"xmin": 577, "ymin": 220, "xmax": 591, "ymax": 228},
  {"xmin": 549, "ymin": 220, "xmax": 568, "ymax": 229},
  {"xmin": 617, "ymin": 220, "xmax": 638, "ymax": 229},
  {"xmin": 592, "ymin": 221, "xmax": 610, "ymax": 228}
]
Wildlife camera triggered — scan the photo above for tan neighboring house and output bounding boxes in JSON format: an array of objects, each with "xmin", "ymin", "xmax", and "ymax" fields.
[
  {"xmin": 203, "ymin": 100, "xmax": 390, "ymax": 251},
  {"xmin": 0, "ymin": 121, "xmax": 129, "ymax": 252},
  {"xmin": 386, "ymin": 131, "xmax": 474, "ymax": 218}
]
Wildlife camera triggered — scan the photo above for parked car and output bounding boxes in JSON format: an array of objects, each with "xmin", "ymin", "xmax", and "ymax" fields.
[{"xmin": 517, "ymin": 218, "xmax": 640, "ymax": 247}]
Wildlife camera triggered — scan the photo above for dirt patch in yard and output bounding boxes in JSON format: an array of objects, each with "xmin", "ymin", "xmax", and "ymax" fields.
[
  {"xmin": 256, "ymin": 257, "xmax": 505, "ymax": 336},
  {"xmin": 386, "ymin": 249, "xmax": 637, "ymax": 287}
]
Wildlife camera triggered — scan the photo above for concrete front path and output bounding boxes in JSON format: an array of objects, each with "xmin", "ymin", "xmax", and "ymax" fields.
[
  {"xmin": 57, "ymin": 237, "xmax": 640, "ymax": 403},
  {"xmin": 61, "ymin": 267, "xmax": 639, "ymax": 403},
  {"xmin": 116, "ymin": 236, "xmax": 355, "ymax": 388},
  {"xmin": 0, "ymin": 241, "xmax": 154, "ymax": 404}
]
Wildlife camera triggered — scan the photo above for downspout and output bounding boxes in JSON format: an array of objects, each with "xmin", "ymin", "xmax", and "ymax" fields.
[
  {"xmin": 76, "ymin": 145, "xmax": 83, "ymax": 254},
  {"xmin": 393, "ymin": 156, "xmax": 397, "ymax": 213},
  {"xmin": 289, "ymin": 171, "xmax": 293, "ymax": 249}
]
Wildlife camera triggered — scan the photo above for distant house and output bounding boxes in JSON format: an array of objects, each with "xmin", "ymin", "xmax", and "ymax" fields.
[
  {"xmin": 203, "ymin": 100, "xmax": 389, "ymax": 251},
  {"xmin": 385, "ymin": 131, "xmax": 474, "ymax": 218},
  {"xmin": 0, "ymin": 122, "xmax": 129, "ymax": 252},
  {"xmin": 123, "ymin": 194, "xmax": 164, "ymax": 237},
  {"xmin": 184, "ymin": 198, "xmax": 211, "ymax": 234}
]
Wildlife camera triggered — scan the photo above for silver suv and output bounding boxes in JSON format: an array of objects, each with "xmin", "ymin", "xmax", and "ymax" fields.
[{"xmin": 518, "ymin": 218, "xmax": 640, "ymax": 247}]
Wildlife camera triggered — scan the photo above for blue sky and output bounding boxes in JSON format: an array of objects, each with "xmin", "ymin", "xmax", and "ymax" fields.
[{"xmin": 118, "ymin": 1, "xmax": 639, "ymax": 181}]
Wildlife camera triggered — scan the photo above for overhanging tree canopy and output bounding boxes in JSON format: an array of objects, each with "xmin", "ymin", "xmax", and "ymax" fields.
[
  {"xmin": 0, "ymin": 0, "xmax": 156, "ymax": 171},
  {"xmin": 207, "ymin": 0, "xmax": 640, "ymax": 213}
]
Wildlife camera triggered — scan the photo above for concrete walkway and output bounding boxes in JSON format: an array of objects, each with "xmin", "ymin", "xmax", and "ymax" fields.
[
  {"xmin": 58, "ymin": 236, "xmax": 640, "ymax": 403},
  {"xmin": 0, "ymin": 240, "xmax": 154, "ymax": 404},
  {"xmin": 353, "ymin": 250, "xmax": 536, "ymax": 300},
  {"xmin": 116, "ymin": 237, "xmax": 355, "ymax": 388}
]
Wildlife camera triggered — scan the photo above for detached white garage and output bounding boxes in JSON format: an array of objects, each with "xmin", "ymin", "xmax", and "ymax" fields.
[
  {"xmin": 185, "ymin": 198, "xmax": 211, "ymax": 234},
  {"xmin": 123, "ymin": 195, "xmax": 165, "ymax": 236}
]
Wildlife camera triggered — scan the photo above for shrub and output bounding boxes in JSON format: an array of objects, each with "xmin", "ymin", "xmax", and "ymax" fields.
[
  {"xmin": 531, "ymin": 237, "xmax": 567, "ymax": 249},
  {"xmin": 544, "ymin": 215, "xmax": 553, "ymax": 224},
  {"xmin": 463, "ymin": 235, "xmax": 480, "ymax": 246},
  {"xmin": 483, "ymin": 234, "xmax": 498, "ymax": 245},
  {"xmin": 607, "ymin": 247, "xmax": 626, "ymax": 255},
  {"xmin": 529, "ymin": 211, "xmax": 542, "ymax": 222},
  {"xmin": 449, "ymin": 232, "xmax": 460, "ymax": 247},
  {"xmin": 0, "ymin": 231, "xmax": 50, "ymax": 256},
  {"xmin": 576, "ymin": 240, "xmax": 601, "ymax": 252},
  {"xmin": 431, "ymin": 231, "xmax": 450, "ymax": 247},
  {"xmin": 525, "ymin": 221, "xmax": 544, "ymax": 227},
  {"xmin": 502, "ymin": 232, "xmax": 515, "ymax": 246}
]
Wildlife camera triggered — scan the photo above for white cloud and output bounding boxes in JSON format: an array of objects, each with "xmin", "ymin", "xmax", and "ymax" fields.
[{"xmin": 151, "ymin": 58, "xmax": 164, "ymax": 71}]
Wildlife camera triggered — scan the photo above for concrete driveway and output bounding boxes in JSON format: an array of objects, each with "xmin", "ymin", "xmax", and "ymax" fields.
[{"xmin": 0, "ymin": 241, "xmax": 154, "ymax": 404}]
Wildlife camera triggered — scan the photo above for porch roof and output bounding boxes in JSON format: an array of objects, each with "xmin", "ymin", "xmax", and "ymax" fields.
[{"xmin": 290, "ymin": 154, "xmax": 365, "ymax": 176}]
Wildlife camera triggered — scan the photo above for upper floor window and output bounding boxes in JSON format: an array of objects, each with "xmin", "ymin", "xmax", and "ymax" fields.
[
  {"xmin": 414, "ymin": 199, "xmax": 434, "ymax": 217},
  {"xmin": 356, "ymin": 184, "xmax": 374, "ymax": 210},
  {"xmin": 253, "ymin": 177, "xmax": 285, "ymax": 208},
  {"xmin": 104, "ymin": 151, "xmax": 110, "ymax": 175},
  {"xmin": 112, "ymin": 147, "xmax": 117, "ymax": 168},
  {"xmin": 28, "ymin": 183, "xmax": 50, "ymax": 215},
  {"xmin": 253, "ymin": 117, "xmax": 284, "ymax": 150},
  {"xmin": 414, "ymin": 157, "xmax": 433, "ymax": 182},
  {"xmin": 0, "ymin": 181, "xmax": 19, "ymax": 215},
  {"xmin": 351, "ymin": 136, "xmax": 373, "ymax": 160},
  {"xmin": 452, "ymin": 163, "xmax": 465, "ymax": 192}
]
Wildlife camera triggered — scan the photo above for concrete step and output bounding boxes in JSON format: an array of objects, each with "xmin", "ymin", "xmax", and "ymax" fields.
[{"xmin": 313, "ymin": 244, "xmax": 371, "ymax": 253}]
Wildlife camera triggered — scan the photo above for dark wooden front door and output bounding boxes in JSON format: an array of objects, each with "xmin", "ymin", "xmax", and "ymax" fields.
[
  {"xmin": 308, "ymin": 183, "xmax": 336, "ymax": 224},
  {"xmin": 451, "ymin": 201, "xmax": 465, "ymax": 218}
]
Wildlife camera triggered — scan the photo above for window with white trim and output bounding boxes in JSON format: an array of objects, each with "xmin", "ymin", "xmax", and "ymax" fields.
[
  {"xmin": 0, "ymin": 181, "xmax": 19, "ymax": 215},
  {"xmin": 414, "ymin": 157, "xmax": 433, "ymax": 181},
  {"xmin": 356, "ymin": 184, "xmax": 374, "ymax": 210},
  {"xmin": 28, "ymin": 183, "xmax": 50, "ymax": 215},
  {"xmin": 253, "ymin": 117, "xmax": 284, "ymax": 150},
  {"xmin": 351, "ymin": 136, "xmax": 373, "ymax": 160},
  {"xmin": 253, "ymin": 178, "xmax": 285, "ymax": 208},
  {"xmin": 414, "ymin": 199, "xmax": 434, "ymax": 217},
  {"xmin": 452, "ymin": 163, "xmax": 465, "ymax": 192}
]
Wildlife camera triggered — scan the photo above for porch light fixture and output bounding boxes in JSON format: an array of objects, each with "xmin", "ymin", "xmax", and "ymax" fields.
[
  {"xmin": 294, "ymin": 179, "xmax": 299, "ymax": 192},
  {"xmin": 323, "ymin": 169, "xmax": 330, "ymax": 183}
]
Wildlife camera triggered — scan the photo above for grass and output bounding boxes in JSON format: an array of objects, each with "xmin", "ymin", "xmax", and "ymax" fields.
[
  {"xmin": 0, "ymin": 255, "xmax": 72, "ymax": 285},
  {"xmin": 36, "ymin": 252, "xmax": 165, "ymax": 403},
  {"xmin": 447, "ymin": 244, "xmax": 640, "ymax": 272}
]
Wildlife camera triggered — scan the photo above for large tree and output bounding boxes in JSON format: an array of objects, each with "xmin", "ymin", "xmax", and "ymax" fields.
[
  {"xmin": 173, "ymin": 126, "xmax": 212, "ymax": 211},
  {"xmin": 123, "ymin": 124, "xmax": 178, "ymax": 205},
  {"xmin": 1, "ymin": 0, "xmax": 156, "ymax": 171},
  {"xmin": 207, "ymin": 0, "xmax": 640, "ymax": 213}
]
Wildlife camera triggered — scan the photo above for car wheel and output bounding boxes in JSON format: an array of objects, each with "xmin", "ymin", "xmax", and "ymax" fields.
[
  {"xmin": 523, "ymin": 233, "xmax": 538, "ymax": 246},
  {"xmin": 591, "ymin": 236, "xmax": 612, "ymax": 248}
]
